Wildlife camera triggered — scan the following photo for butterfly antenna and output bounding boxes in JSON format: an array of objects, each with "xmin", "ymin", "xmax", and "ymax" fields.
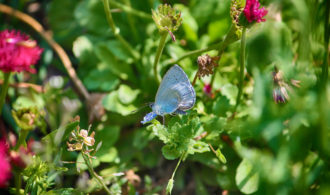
[{"xmin": 131, "ymin": 102, "xmax": 153, "ymax": 114}]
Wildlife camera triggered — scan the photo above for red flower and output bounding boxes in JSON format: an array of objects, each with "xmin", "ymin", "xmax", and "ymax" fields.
[
  {"xmin": 203, "ymin": 83, "xmax": 214, "ymax": 98},
  {"xmin": 243, "ymin": 0, "xmax": 268, "ymax": 23},
  {"xmin": 0, "ymin": 140, "xmax": 11, "ymax": 188},
  {"xmin": 0, "ymin": 30, "xmax": 43, "ymax": 73}
]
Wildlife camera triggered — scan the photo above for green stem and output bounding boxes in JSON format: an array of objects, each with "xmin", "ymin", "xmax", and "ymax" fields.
[
  {"xmin": 82, "ymin": 150, "xmax": 112, "ymax": 195},
  {"xmin": 102, "ymin": 0, "xmax": 140, "ymax": 60},
  {"xmin": 164, "ymin": 42, "xmax": 224, "ymax": 66},
  {"xmin": 234, "ymin": 27, "xmax": 247, "ymax": 112},
  {"xmin": 170, "ymin": 153, "xmax": 185, "ymax": 181},
  {"xmin": 321, "ymin": 0, "xmax": 329, "ymax": 89},
  {"xmin": 210, "ymin": 25, "xmax": 238, "ymax": 88},
  {"xmin": 109, "ymin": 0, "xmax": 152, "ymax": 20},
  {"xmin": 153, "ymin": 33, "xmax": 168, "ymax": 83},
  {"xmin": 122, "ymin": 0, "xmax": 139, "ymax": 42},
  {"xmin": 15, "ymin": 171, "xmax": 22, "ymax": 195},
  {"xmin": 14, "ymin": 130, "xmax": 29, "ymax": 151},
  {"xmin": 0, "ymin": 72, "xmax": 11, "ymax": 116}
]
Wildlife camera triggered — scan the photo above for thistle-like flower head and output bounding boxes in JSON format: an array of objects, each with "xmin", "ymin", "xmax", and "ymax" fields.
[
  {"xmin": 197, "ymin": 54, "xmax": 219, "ymax": 79},
  {"xmin": 152, "ymin": 4, "xmax": 182, "ymax": 41},
  {"xmin": 0, "ymin": 30, "xmax": 43, "ymax": 73}
]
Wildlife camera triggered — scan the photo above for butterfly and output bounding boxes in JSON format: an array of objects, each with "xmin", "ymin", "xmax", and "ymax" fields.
[{"xmin": 141, "ymin": 64, "xmax": 196, "ymax": 124}]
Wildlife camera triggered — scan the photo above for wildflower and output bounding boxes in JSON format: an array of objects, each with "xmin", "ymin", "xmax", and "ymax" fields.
[
  {"xmin": 0, "ymin": 30, "xmax": 43, "ymax": 73},
  {"xmin": 203, "ymin": 83, "xmax": 214, "ymax": 98},
  {"xmin": 67, "ymin": 126, "xmax": 95, "ymax": 153},
  {"xmin": 243, "ymin": 0, "xmax": 268, "ymax": 23},
  {"xmin": 272, "ymin": 67, "xmax": 299, "ymax": 104},
  {"xmin": 152, "ymin": 4, "xmax": 182, "ymax": 41},
  {"xmin": 197, "ymin": 54, "xmax": 219, "ymax": 79},
  {"xmin": 0, "ymin": 140, "xmax": 11, "ymax": 188}
]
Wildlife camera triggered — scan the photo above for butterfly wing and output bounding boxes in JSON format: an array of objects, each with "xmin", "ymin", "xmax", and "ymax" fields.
[{"xmin": 153, "ymin": 65, "xmax": 195, "ymax": 115}]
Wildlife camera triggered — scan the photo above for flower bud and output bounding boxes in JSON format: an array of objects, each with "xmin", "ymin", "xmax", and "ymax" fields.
[
  {"xmin": 152, "ymin": 4, "xmax": 182, "ymax": 41},
  {"xmin": 12, "ymin": 107, "xmax": 43, "ymax": 131}
]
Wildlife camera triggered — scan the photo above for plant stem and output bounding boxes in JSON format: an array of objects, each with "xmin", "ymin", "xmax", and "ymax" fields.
[
  {"xmin": 15, "ymin": 171, "xmax": 22, "ymax": 195},
  {"xmin": 191, "ymin": 71, "xmax": 198, "ymax": 86},
  {"xmin": 234, "ymin": 27, "xmax": 247, "ymax": 112},
  {"xmin": 122, "ymin": 0, "xmax": 139, "ymax": 42},
  {"xmin": 103, "ymin": 0, "xmax": 140, "ymax": 60},
  {"xmin": 321, "ymin": 0, "xmax": 329, "ymax": 89},
  {"xmin": 210, "ymin": 25, "xmax": 238, "ymax": 88},
  {"xmin": 14, "ymin": 130, "xmax": 29, "ymax": 151},
  {"xmin": 170, "ymin": 152, "xmax": 185, "ymax": 181},
  {"xmin": 0, "ymin": 72, "xmax": 11, "ymax": 116},
  {"xmin": 164, "ymin": 42, "xmax": 224, "ymax": 66},
  {"xmin": 153, "ymin": 33, "xmax": 168, "ymax": 83},
  {"xmin": 82, "ymin": 150, "xmax": 112, "ymax": 195},
  {"xmin": 109, "ymin": 0, "xmax": 152, "ymax": 20}
]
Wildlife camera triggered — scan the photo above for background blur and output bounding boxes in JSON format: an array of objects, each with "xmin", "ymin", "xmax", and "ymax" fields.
[{"xmin": 0, "ymin": 0, "xmax": 329, "ymax": 194}]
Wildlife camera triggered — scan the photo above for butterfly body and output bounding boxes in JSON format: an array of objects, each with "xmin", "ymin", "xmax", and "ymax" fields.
[{"xmin": 141, "ymin": 65, "xmax": 195, "ymax": 124}]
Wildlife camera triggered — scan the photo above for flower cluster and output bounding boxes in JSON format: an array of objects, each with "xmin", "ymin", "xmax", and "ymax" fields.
[
  {"xmin": 0, "ymin": 30, "xmax": 43, "ymax": 73},
  {"xmin": 272, "ymin": 68, "xmax": 300, "ymax": 104},
  {"xmin": 0, "ymin": 140, "xmax": 11, "ymax": 188},
  {"xmin": 152, "ymin": 4, "xmax": 182, "ymax": 41},
  {"xmin": 67, "ymin": 126, "xmax": 95, "ymax": 156},
  {"xmin": 197, "ymin": 54, "xmax": 219, "ymax": 79},
  {"xmin": 243, "ymin": 0, "xmax": 268, "ymax": 23}
]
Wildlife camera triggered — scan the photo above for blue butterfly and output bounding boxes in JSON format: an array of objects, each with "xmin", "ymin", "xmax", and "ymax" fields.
[{"xmin": 141, "ymin": 65, "xmax": 196, "ymax": 124}]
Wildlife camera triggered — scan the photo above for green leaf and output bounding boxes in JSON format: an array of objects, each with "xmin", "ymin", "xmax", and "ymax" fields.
[
  {"xmin": 215, "ymin": 148, "xmax": 227, "ymax": 164},
  {"xmin": 46, "ymin": 188, "xmax": 83, "ymax": 195},
  {"xmin": 166, "ymin": 179, "xmax": 174, "ymax": 195},
  {"xmin": 94, "ymin": 126, "xmax": 120, "ymax": 155},
  {"xmin": 208, "ymin": 18, "xmax": 230, "ymax": 42},
  {"xmin": 83, "ymin": 68, "xmax": 120, "ymax": 91},
  {"xmin": 95, "ymin": 42, "xmax": 135, "ymax": 81},
  {"xmin": 235, "ymin": 159, "xmax": 259, "ymax": 194},
  {"xmin": 162, "ymin": 145, "xmax": 181, "ymax": 160},
  {"xmin": 102, "ymin": 91, "xmax": 137, "ymax": 116},
  {"xmin": 74, "ymin": 0, "xmax": 108, "ymax": 35},
  {"xmin": 221, "ymin": 83, "xmax": 238, "ymax": 105},
  {"xmin": 118, "ymin": 85, "xmax": 140, "ymax": 104},
  {"xmin": 42, "ymin": 120, "xmax": 80, "ymax": 146},
  {"xmin": 13, "ymin": 93, "xmax": 45, "ymax": 110},
  {"xmin": 175, "ymin": 5, "xmax": 198, "ymax": 42},
  {"xmin": 76, "ymin": 153, "xmax": 100, "ymax": 171},
  {"xmin": 97, "ymin": 147, "xmax": 118, "ymax": 163}
]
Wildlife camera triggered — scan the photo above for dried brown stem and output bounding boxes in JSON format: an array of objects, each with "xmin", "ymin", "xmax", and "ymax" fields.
[{"xmin": 0, "ymin": 79, "xmax": 44, "ymax": 93}]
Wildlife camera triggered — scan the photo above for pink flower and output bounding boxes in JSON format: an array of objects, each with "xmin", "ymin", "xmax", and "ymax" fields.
[
  {"xmin": 243, "ymin": 0, "xmax": 268, "ymax": 23},
  {"xmin": 203, "ymin": 83, "xmax": 214, "ymax": 98},
  {"xmin": 0, "ymin": 140, "xmax": 11, "ymax": 188},
  {"xmin": 0, "ymin": 30, "xmax": 43, "ymax": 73}
]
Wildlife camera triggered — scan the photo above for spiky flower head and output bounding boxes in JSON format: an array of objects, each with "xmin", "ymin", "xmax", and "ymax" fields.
[
  {"xmin": 236, "ymin": 0, "xmax": 268, "ymax": 28},
  {"xmin": 152, "ymin": 4, "xmax": 182, "ymax": 41},
  {"xmin": 0, "ymin": 30, "xmax": 43, "ymax": 73},
  {"xmin": 197, "ymin": 54, "xmax": 219, "ymax": 79},
  {"xmin": 243, "ymin": 0, "xmax": 268, "ymax": 23},
  {"xmin": 12, "ymin": 107, "xmax": 44, "ymax": 131}
]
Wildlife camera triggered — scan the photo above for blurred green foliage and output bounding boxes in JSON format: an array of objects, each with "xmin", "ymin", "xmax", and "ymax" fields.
[{"xmin": 0, "ymin": 0, "xmax": 329, "ymax": 194}]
